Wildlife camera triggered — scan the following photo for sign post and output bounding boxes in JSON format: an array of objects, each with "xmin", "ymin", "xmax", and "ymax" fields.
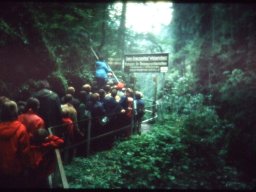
[
  {"xmin": 152, "ymin": 75, "xmax": 158, "ymax": 122},
  {"xmin": 107, "ymin": 58, "xmax": 123, "ymax": 71},
  {"xmin": 124, "ymin": 53, "xmax": 169, "ymax": 125}
]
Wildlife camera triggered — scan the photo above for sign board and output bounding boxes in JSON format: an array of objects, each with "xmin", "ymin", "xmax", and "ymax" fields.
[
  {"xmin": 107, "ymin": 58, "xmax": 122, "ymax": 71},
  {"xmin": 124, "ymin": 53, "xmax": 169, "ymax": 73}
]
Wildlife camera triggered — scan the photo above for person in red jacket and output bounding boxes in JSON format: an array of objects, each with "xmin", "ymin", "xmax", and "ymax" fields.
[
  {"xmin": 119, "ymin": 88, "xmax": 134, "ymax": 138},
  {"xmin": 61, "ymin": 107, "xmax": 77, "ymax": 164},
  {"xmin": 18, "ymin": 97, "xmax": 45, "ymax": 143},
  {"xmin": 29, "ymin": 128, "xmax": 64, "ymax": 188},
  {"xmin": 0, "ymin": 100, "xmax": 31, "ymax": 188}
]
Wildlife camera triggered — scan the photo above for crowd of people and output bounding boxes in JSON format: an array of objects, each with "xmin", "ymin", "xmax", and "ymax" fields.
[{"xmin": 0, "ymin": 77, "xmax": 145, "ymax": 188}]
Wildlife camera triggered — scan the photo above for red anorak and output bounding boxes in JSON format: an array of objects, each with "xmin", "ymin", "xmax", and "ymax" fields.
[
  {"xmin": 0, "ymin": 120, "xmax": 31, "ymax": 176},
  {"xmin": 18, "ymin": 110, "xmax": 45, "ymax": 140},
  {"xmin": 62, "ymin": 117, "xmax": 75, "ymax": 141},
  {"xmin": 29, "ymin": 135, "xmax": 64, "ymax": 187}
]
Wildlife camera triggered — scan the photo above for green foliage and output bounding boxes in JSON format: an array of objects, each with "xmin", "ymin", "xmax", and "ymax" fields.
[
  {"xmin": 64, "ymin": 92, "xmax": 250, "ymax": 189},
  {"xmin": 64, "ymin": 71, "xmax": 93, "ymax": 92},
  {"xmin": 0, "ymin": 2, "xmax": 125, "ymax": 97},
  {"xmin": 220, "ymin": 69, "xmax": 254, "ymax": 105},
  {"xmin": 215, "ymin": 68, "xmax": 256, "ymax": 178},
  {"xmin": 171, "ymin": 4, "xmax": 256, "ymax": 182},
  {"xmin": 65, "ymin": 122, "xmax": 182, "ymax": 189},
  {"xmin": 157, "ymin": 68, "xmax": 197, "ymax": 118},
  {"xmin": 218, "ymin": 68, "xmax": 256, "ymax": 129},
  {"xmin": 0, "ymin": 19, "xmax": 19, "ymax": 40}
]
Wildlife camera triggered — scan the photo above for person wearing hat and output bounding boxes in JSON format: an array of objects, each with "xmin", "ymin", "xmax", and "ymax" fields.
[{"xmin": 116, "ymin": 82, "xmax": 125, "ymax": 100}]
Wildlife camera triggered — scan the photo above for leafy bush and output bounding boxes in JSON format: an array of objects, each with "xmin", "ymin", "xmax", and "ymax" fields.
[
  {"xmin": 64, "ymin": 93, "xmax": 250, "ymax": 189},
  {"xmin": 65, "ymin": 122, "xmax": 185, "ymax": 189},
  {"xmin": 217, "ymin": 69, "xmax": 256, "ymax": 179}
]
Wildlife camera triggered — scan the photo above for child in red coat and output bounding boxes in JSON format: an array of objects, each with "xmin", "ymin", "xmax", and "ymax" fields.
[
  {"xmin": 18, "ymin": 97, "xmax": 45, "ymax": 142},
  {"xmin": 61, "ymin": 111, "xmax": 76, "ymax": 164},
  {"xmin": 29, "ymin": 128, "xmax": 64, "ymax": 188}
]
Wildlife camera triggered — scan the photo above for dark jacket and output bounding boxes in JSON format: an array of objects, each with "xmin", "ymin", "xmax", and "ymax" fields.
[
  {"xmin": 32, "ymin": 88, "xmax": 62, "ymax": 130},
  {"xmin": 89, "ymin": 101, "xmax": 106, "ymax": 118},
  {"xmin": 103, "ymin": 96, "xmax": 122, "ymax": 120}
]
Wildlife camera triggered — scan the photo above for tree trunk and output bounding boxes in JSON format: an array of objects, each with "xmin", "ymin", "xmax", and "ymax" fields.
[
  {"xmin": 118, "ymin": 2, "xmax": 127, "ymax": 58},
  {"xmin": 98, "ymin": 4, "xmax": 108, "ymax": 53}
]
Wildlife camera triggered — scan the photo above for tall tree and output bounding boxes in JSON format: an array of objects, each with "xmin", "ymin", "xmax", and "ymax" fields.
[{"xmin": 118, "ymin": 2, "xmax": 127, "ymax": 58}]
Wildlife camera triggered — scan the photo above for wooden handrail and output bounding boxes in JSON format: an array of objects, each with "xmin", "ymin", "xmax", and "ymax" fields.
[{"xmin": 48, "ymin": 127, "xmax": 69, "ymax": 189}]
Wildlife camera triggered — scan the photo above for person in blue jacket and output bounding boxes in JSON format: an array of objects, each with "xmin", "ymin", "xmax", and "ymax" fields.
[{"xmin": 95, "ymin": 56, "xmax": 112, "ymax": 90}]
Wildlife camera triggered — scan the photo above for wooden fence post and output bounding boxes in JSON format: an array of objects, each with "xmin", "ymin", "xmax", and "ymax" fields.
[
  {"xmin": 130, "ymin": 74, "xmax": 137, "ymax": 135},
  {"xmin": 152, "ymin": 75, "xmax": 158, "ymax": 122},
  {"xmin": 86, "ymin": 114, "xmax": 91, "ymax": 156}
]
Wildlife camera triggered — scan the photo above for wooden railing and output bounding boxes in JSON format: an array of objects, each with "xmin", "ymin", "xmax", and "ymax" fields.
[{"xmin": 47, "ymin": 103, "xmax": 157, "ymax": 188}]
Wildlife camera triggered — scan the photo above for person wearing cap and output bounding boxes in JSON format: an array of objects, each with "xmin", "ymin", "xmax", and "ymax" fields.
[{"xmin": 115, "ymin": 82, "xmax": 125, "ymax": 101}]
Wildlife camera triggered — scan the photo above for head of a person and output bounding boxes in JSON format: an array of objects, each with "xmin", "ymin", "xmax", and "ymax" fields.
[
  {"xmin": 25, "ymin": 97, "xmax": 40, "ymax": 113},
  {"xmin": 105, "ymin": 84, "xmax": 111, "ymax": 93},
  {"xmin": 111, "ymin": 88, "xmax": 117, "ymax": 98},
  {"xmin": 27, "ymin": 79, "xmax": 38, "ymax": 94},
  {"xmin": 37, "ymin": 80, "xmax": 50, "ymax": 90},
  {"xmin": 135, "ymin": 91, "xmax": 143, "ymax": 100},
  {"xmin": 0, "ymin": 100, "xmax": 18, "ymax": 122},
  {"xmin": 33, "ymin": 128, "xmax": 49, "ymax": 144},
  {"xmin": 82, "ymin": 84, "xmax": 91, "ymax": 92},
  {"xmin": 125, "ymin": 88, "xmax": 133, "ymax": 97},
  {"xmin": 116, "ymin": 82, "xmax": 125, "ymax": 90},
  {"xmin": 63, "ymin": 94, "xmax": 73, "ymax": 104},
  {"xmin": 66, "ymin": 86, "xmax": 75, "ymax": 95},
  {"xmin": 98, "ymin": 89, "xmax": 105, "ymax": 99},
  {"xmin": 17, "ymin": 100, "xmax": 27, "ymax": 114},
  {"xmin": 0, "ymin": 96, "xmax": 10, "ymax": 106},
  {"xmin": 91, "ymin": 93, "xmax": 100, "ymax": 102},
  {"xmin": 61, "ymin": 107, "xmax": 70, "ymax": 118},
  {"xmin": 78, "ymin": 90, "xmax": 87, "ymax": 102},
  {"xmin": 98, "ymin": 54, "xmax": 105, "ymax": 62}
]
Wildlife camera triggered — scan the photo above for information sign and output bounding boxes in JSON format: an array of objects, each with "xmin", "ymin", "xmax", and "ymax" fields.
[{"xmin": 124, "ymin": 53, "xmax": 169, "ymax": 73}]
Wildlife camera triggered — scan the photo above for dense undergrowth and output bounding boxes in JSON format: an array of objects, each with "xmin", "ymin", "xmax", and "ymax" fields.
[{"xmin": 64, "ymin": 93, "xmax": 253, "ymax": 189}]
